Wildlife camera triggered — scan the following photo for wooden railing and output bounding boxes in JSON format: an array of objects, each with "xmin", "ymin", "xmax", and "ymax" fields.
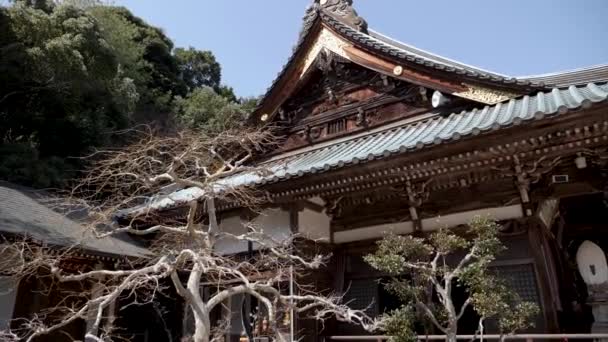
[{"xmin": 325, "ymin": 334, "xmax": 608, "ymax": 341}]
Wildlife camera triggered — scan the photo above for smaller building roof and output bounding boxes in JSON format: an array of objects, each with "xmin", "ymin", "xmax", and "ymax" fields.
[
  {"xmin": 129, "ymin": 82, "xmax": 608, "ymax": 214},
  {"xmin": 518, "ymin": 64, "xmax": 608, "ymax": 88},
  {"xmin": 0, "ymin": 183, "xmax": 149, "ymax": 258}
]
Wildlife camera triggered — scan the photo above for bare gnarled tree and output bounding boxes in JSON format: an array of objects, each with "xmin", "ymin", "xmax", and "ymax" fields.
[{"xmin": 0, "ymin": 128, "xmax": 376, "ymax": 342}]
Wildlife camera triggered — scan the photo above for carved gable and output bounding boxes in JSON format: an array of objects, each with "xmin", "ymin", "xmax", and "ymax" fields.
[{"xmin": 270, "ymin": 51, "xmax": 436, "ymax": 153}]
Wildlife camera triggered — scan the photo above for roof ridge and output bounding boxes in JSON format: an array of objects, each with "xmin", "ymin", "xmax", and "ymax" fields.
[
  {"xmin": 368, "ymin": 29, "xmax": 510, "ymax": 78},
  {"xmin": 517, "ymin": 63, "xmax": 608, "ymax": 79}
]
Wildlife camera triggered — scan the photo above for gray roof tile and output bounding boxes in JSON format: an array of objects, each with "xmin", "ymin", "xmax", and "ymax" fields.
[
  {"xmin": 253, "ymin": 7, "xmax": 547, "ymax": 118},
  {"xmin": 129, "ymin": 83, "xmax": 608, "ymax": 214},
  {"xmin": 320, "ymin": 13, "xmax": 544, "ymax": 89},
  {"xmin": 0, "ymin": 183, "xmax": 149, "ymax": 258}
]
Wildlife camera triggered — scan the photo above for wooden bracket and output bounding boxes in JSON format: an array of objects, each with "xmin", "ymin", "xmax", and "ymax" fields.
[
  {"xmin": 324, "ymin": 196, "xmax": 344, "ymax": 218},
  {"xmin": 404, "ymin": 179, "xmax": 431, "ymax": 231},
  {"xmin": 496, "ymin": 155, "xmax": 563, "ymax": 215}
]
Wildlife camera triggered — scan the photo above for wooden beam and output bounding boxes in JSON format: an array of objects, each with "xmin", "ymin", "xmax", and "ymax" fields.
[
  {"xmin": 343, "ymin": 45, "xmax": 466, "ymax": 94},
  {"xmin": 298, "ymin": 199, "xmax": 325, "ymax": 213}
]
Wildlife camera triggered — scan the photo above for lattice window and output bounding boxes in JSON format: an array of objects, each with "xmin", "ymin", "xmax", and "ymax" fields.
[
  {"xmin": 489, "ymin": 263, "xmax": 544, "ymax": 332},
  {"xmin": 327, "ymin": 118, "xmax": 347, "ymax": 135},
  {"xmin": 492, "ymin": 264, "xmax": 540, "ymax": 304},
  {"xmin": 342, "ymin": 278, "xmax": 378, "ymax": 317}
]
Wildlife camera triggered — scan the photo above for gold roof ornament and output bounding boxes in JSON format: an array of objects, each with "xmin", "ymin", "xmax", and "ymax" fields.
[{"xmin": 454, "ymin": 84, "xmax": 519, "ymax": 104}]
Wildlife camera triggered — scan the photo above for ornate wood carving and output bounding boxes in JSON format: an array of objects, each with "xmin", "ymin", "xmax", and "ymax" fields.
[
  {"xmin": 343, "ymin": 45, "xmax": 467, "ymax": 94},
  {"xmin": 404, "ymin": 179, "xmax": 431, "ymax": 226},
  {"xmin": 330, "ymin": 190, "xmax": 411, "ymax": 231},
  {"xmin": 302, "ymin": 28, "xmax": 351, "ymax": 78},
  {"xmin": 495, "ymin": 155, "xmax": 563, "ymax": 215},
  {"xmin": 274, "ymin": 55, "xmax": 431, "ymax": 153}
]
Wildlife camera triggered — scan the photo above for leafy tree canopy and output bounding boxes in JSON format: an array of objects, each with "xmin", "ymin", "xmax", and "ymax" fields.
[
  {"xmin": 0, "ymin": 2, "xmax": 136, "ymax": 187},
  {"xmin": 174, "ymin": 87, "xmax": 248, "ymax": 133},
  {"xmin": 0, "ymin": 1, "xmax": 256, "ymax": 188},
  {"xmin": 174, "ymin": 47, "xmax": 221, "ymax": 91},
  {"xmin": 365, "ymin": 217, "xmax": 539, "ymax": 342}
]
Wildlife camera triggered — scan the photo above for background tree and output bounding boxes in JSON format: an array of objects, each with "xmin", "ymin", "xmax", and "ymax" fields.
[
  {"xmin": 1, "ymin": 1, "xmax": 255, "ymax": 188},
  {"xmin": 0, "ymin": 2, "xmax": 137, "ymax": 187},
  {"xmin": 173, "ymin": 87, "xmax": 250, "ymax": 133},
  {"xmin": 89, "ymin": 5, "xmax": 187, "ymax": 118},
  {"xmin": 0, "ymin": 128, "xmax": 377, "ymax": 342},
  {"xmin": 174, "ymin": 47, "xmax": 221, "ymax": 92},
  {"xmin": 365, "ymin": 217, "xmax": 539, "ymax": 342}
]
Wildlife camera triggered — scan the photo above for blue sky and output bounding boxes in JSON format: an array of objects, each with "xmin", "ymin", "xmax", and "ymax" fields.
[{"xmin": 108, "ymin": 1, "xmax": 606, "ymax": 96}]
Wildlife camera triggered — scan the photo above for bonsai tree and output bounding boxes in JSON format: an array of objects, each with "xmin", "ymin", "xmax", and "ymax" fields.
[{"xmin": 365, "ymin": 216, "xmax": 539, "ymax": 342}]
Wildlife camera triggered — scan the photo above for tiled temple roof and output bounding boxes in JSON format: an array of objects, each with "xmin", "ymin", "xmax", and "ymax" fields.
[
  {"xmin": 0, "ymin": 183, "xmax": 149, "ymax": 258},
  {"xmin": 320, "ymin": 13, "xmax": 544, "ymax": 88},
  {"xmin": 128, "ymin": 83, "xmax": 608, "ymax": 214},
  {"xmin": 254, "ymin": 5, "xmax": 546, "ymax": 116}
]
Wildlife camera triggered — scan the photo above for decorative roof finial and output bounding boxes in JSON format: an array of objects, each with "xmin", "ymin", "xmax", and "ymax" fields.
[{"xmin": 316, "ymin": 0, "xmax": 368, "ymax": 33}]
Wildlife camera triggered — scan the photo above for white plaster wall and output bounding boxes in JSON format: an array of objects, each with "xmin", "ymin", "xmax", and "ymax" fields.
[
  {"xmin": 421, "ymin": 205, "xmax": 524, "ymax": 232},
  {"xmin": 298, "ymin": 208, "xmax": 331, "ymax": 242},
  {"xmin": 333, "ymin": 205, "xmax": 524, "ymax": 244},
  {"xmin": 251, "ymin": 208, "xmax": 291, "ymax": 250},
  {"xmin": 215, "ymin": 215, "xmax": 248, "ymax": 255},
  {"xmin": 215, "ymin": 208, "xmax": 292, "ymax": 255}
]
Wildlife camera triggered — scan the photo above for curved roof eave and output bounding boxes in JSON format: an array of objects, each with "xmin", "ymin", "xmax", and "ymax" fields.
[
  {"xmin": 517, "ymin": 64, "xmax": 608, "ymax": 88},
  {"xmin": 252, "ymin": 8, "xmax": 546, "ymax": 120},
  {"xmin": 132, "ymin": 82, "xmax": 608, "ymax": 214}
]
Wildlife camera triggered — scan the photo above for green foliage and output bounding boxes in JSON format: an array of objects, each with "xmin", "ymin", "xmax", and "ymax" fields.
[
  {"xmin": 468, "ymin": 276, "xmax": 539, "ymax": 335},
  {"xmin": 174, "ymin": 87, "xmax": 248, "ymax": 133},
  {"xmin": 11, "ymin": 0, "xmax": 54, "ymax": 12},
  {"xmin": 89, "ymin": 5, "xmax": 187, "ymax": 114},
  {"xmin": 365, "ymin": 217, "xmax": 539, "ymax": 340},
  {"xmin": 365, "ymin": 234, "xmax": 431, "ymax": 275},
  {"xmin": 1, "ymin": 1, "xmax": 251, "ymax": 187},
  {"xmin": 0, "ymin": 143, "xmax": 69, "ymax": 188},
  {"xmin": 239, "ymin": 96, "xmax": 261, "ymax": 112},
  {"xmin": 498, "ymin": 301, "xmax": 540, "ymax": 334},
  {"xmin": 0, "ymin": 2, "xmax": 136, "ymax": 187},
  {"xmin": 382, "ymin": 306, "xmax": 417, "ymax": 342},
  {"xmin": 174, "ymin": 47, "xmax": 221, "ymax": 91},
  {"xmin": 216, "ymin": 84, "xmax": 238, "ymax": 103}
]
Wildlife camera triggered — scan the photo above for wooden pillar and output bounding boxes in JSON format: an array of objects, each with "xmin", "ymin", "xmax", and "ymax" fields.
[
  {"xmin": 85, "ymin": 263, "xmax": 104, "ymax": 340},
  {"xmin": 527, "ymin": 223, "xmax": 560, "ymax": 332}
]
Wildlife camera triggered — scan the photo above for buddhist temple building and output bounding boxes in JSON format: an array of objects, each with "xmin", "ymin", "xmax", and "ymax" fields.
[{"xmin": 127, "ymin": 1, "xmax": 608, "ymax": 340}]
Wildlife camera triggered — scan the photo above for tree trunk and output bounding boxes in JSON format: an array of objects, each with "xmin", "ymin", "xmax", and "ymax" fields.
[
  {"xmin": 446, "ymin": 330, "xmax": 458, "ymax": 342},
  {"xmin": 192, "ymin": 310, "xmax": 211, "ymax": 342},
  {"xmin": 446, "ymin": 323, "xmax": 458, "ymax": 342},
  {"xmin": 188, "ymin": 263, "xmax": 210, "ymax": 342}
]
